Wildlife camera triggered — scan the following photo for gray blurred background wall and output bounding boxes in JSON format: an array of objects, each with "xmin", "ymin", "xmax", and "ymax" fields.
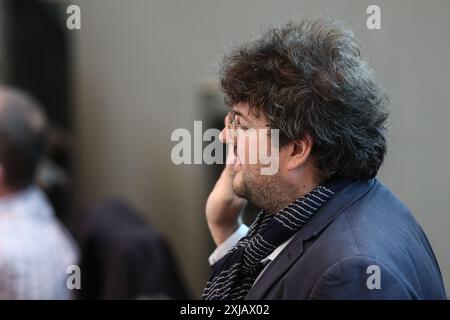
[
  {"xmin": 2, "ymin": 0, "xmax": 449, "ymax": 297},
  {"xmin": 0, "ymin": 0, "xmax": 6, "ymax": 81}
]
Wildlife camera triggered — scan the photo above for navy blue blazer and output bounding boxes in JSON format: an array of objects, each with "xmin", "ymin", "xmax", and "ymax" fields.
[{"xmin": 245, "ymin": 179, "xmax": 447, "ymax": 299}]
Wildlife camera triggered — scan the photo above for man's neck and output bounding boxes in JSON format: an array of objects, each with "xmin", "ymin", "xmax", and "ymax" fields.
[{"xmin": 274, "ymin": 171, "xmax": 321, "ymax": 214}]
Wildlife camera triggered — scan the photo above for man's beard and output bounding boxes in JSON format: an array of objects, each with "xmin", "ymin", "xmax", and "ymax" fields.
[{"xmin": 233, "ymin": 166, "xmax": 294, "ymax": 214}]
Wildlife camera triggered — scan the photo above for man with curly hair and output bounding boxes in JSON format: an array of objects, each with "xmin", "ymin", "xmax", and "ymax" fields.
[{"xmin": 202, "ymin": 19, "xmax": 446, "ymax": 300}]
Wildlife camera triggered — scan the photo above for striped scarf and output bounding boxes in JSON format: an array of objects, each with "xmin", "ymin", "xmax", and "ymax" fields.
[{"xmin": 202, "ymin": 180, "xmax": 347, "ymax": 300}]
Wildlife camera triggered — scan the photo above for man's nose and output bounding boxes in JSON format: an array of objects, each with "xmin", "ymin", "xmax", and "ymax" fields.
[
  {"xmin": 219, "ymin": 126, "xmax": 237, "ymax": 145},
  {"xmin": 219, "ymin": 127, "xmax": 228, "ymax": 144}
]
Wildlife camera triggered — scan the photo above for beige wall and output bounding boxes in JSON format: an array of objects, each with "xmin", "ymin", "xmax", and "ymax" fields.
[{"xmin": 70, "ymin": 0, "xmax": 450, "ymax": 296}]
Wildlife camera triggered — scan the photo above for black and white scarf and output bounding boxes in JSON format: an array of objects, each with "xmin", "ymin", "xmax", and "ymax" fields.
[{"xmin": 202, "ymin": 180, "xmax": 348, "ymax": 300}]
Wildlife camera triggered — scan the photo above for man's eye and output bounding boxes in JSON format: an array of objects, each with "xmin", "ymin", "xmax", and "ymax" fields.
[{"xmin": 239, "ymin": 126, "xmax": 249, "ymax": 131}]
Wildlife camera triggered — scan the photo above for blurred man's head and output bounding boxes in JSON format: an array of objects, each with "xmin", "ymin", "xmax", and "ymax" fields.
[
  {"xmin": 0, "ymin": 87, "xmax": 47, "ymax": 194},
  {"xmin": 219, "ymin": 19, "xmax": 389, "ymax": 213}
]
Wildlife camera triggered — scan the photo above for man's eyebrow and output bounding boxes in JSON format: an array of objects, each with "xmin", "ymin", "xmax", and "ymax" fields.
[{"xmin": 232, "ymin": 109, "xmax": 249, "ymax": 121}]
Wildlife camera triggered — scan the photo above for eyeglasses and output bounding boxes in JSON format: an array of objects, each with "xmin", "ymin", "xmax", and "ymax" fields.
[
  {"xmin": 226, "ymin": 110, "xmax": 271, "ymax": 131},
  {"xmin": 223, "ymin": 110, "xmax": 280, "ymax": 153}
]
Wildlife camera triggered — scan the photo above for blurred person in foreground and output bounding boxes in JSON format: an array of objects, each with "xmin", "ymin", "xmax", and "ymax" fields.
[
  {"xmin": 0, "ymin": 86, "xmax": 78, "ymax": 299},
  {"xmin": 202, "ymin": 19, "xmax": 447, "ymax": 300}
]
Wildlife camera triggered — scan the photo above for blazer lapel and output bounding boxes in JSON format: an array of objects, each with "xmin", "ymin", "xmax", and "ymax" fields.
[{"xmin": 245, "ymin": 179, "xmax": 376, "ymax": 299}]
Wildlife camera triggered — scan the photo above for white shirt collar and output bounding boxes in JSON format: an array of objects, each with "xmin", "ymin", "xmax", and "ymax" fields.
[{"xmin": 261, "ymin": 234, "xmax": 296, "ymax": 263}]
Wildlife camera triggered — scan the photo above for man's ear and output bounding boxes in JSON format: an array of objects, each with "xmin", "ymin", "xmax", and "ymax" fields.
[{"xmin": 286, "ymin": 134, "xmax": 313, "ymax": 170}]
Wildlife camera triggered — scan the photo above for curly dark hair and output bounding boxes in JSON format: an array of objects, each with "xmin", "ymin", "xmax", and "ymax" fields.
[{"xmin": 219, "ymin": 19, "xmax": 389, "ymax": 181}]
